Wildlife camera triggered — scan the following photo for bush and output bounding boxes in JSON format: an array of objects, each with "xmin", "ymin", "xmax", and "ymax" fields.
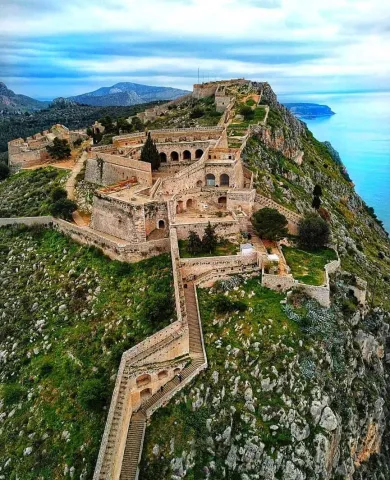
[
  {"xmin": 73, "ymin": 138, "xmax": 83, "ymax": 147},
  {"xmin": 51, "ymin": 187, "xmax": 67, "ymax": 202},
  {"xmin": 298, "ymin": 214, "xmax": 330, "ymax": 250},
  {"xmin": 190, "ymin": 107, "xmax": 205, "ymax": 119},
  {"xmin": 46, "ymin": 137, "xmax": 71, "ymax": 160},
  {"xmin": 0, "ymin": 162, "xmax": 10, "ymax": 181},
  {"xmin": 139, "ymin": 289, "xmax": 174, "ymax": 326},
  {"xmin": 1, "ymin": 384, "xmax": 26, "ymax": 406},
  {"xmin": 251, "ymin": 207, "xmax": 288, "ymax": 240},
  {"xmin": 50, "ymin": 198, "xmax": 77, "ymax": 220},
  {"xmin": 239, "ymin": 105, "xmax": 254, "ymax": 120},
  {"xmin": 78, "ymin": 378, "xmax": 108, "ymax": 411},
  {"xmin": 214, "ymin": 294, "xmax": 247, "ymax": 314}
]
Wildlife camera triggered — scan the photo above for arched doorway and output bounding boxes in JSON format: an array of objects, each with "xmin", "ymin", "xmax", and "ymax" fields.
[
  {"xmin": 187, "ymin": 199, "xmax": 193, "ymax": 209},
  {"xmin": 140, "ymin": 388, "xmax": 152, "ymax": 401},
  {"xmin": 171, "ymin": 151, "xmax": 179, "ymax": 161},
  {"xmin": 206, "ymin": 174, "xmax": 216, "ymax": 187},
  {"xmin": 195, "ymin": 149, "xmax": 203, "ymax": 159},
  {"xmin": 218, "ymin": 196, "xmax": 227, "ymax": 207},
  {"xmin": 158, "ymin": 220, "xmax": 165, "ymax": 229},
  {"xmin": 136, "ymin": 374, "xmax": 151, "ymax": 388},
  {"xmin": 159, "ymin": 152, "xmax": 167, "ymax": 163},
  {"xmin": 158, "ymin": 370, "xmax": 168, "ymax": 380},
  {"xmin": 183, "ymin": 150, "xmax": 191, "ymax": 160},
  {"xmin": 196, "ymin": 180, "xmax": 202, "ymax": 187},
  {"xmin": 176, "ymin": 200, "xmax": 184, "ymax": 214},
  {"xmin": 220, "ymin": 174, "xmax": 230, "ymax": 187}
]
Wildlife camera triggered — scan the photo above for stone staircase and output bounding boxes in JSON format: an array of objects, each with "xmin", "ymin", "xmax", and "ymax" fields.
[{"xmin": 116, "ymin": 283, "xmax": 206, "ymax": 480}]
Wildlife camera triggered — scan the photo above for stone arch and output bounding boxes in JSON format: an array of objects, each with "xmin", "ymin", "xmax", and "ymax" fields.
[
  {"xmin": 218, "ymin": 196, "xmax": 227, "ymax": 206},
  {"xmin": 187, "ymin": 198, "xmax": 194, "ymax": 209},
  {"xmin": 195, "ymin": 149, "xmax": 204, "ymax": 159},
  {"xmin": 196, "ymin": 180, "xmax": 203, "ymax": 187},
  {"xmin": 206, "ymin": 174, "xmax": 215, "ymax": 187},
  {"xmin": 174, "ymin": 368, "xmax": 181, "ymax": 375},
  {"xmin": 158, "ymin": 220, "xmax": 165, "ymax": 229},
  {"xmin": 171, "ymin": 151, "xmax": 179, "ymax": 161},
  {"xmin": 220, "ymin": 174, "xmax": 230, "ymax": 187},
  {"xmin": 183, "ymin": 150, "xmax": 191, "ymax": 160},
  {"xmin": 140, "ymin": 388, "xmax": 152, "ymax": 401},
  {"xmin": 136, "ymin": 374, "xmax": 151, "ymax": 388},
  {"xmin": 176, "ymin": 200, "xmax": 184, "ymax": 214},
  {"xmin": 159, "ymin": 152, "xmax": 167, "ymax": 163},
  {"xmin": 158, "ymin": 370, "xmax": 169, "ymax": 380}
]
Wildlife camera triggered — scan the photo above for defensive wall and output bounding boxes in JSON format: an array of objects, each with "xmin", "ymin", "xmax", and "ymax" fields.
[{"xmin": 85, "ymin": 153, "xmax": 152, "ymax": 186}]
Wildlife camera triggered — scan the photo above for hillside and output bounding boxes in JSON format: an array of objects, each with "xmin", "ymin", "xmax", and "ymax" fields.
[
  {"xmin": 284, "ymin": 103, "xmax": 336, "ymax": 119},
  {"xmin": 0, "ymin": 82, "xmax": 49, "ymax": 114},
  {"xmin": 0, "ymin": 226, "xmax": 175, "ymax": 479},
  {"xmin": 68, "ymin": 82, "xmax": 189, "ymax": 107}
]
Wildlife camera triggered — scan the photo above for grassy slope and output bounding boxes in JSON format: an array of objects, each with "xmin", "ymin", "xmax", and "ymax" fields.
[
  {"xmin": 0, "ymin": 226, "xmax": 174, "ymax": 479},
  {"xmin": 0, "ymin": 167, "xmax": 68, "ymax": 217},
  {"xmin": 283, "ymin": 247, "xmax": 337, "ymax": 286}
]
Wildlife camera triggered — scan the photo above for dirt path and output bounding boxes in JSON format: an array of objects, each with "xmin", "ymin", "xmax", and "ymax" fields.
[{"xmin": 66, "ymin": 151, "xmax": 87, "ymax": 201}]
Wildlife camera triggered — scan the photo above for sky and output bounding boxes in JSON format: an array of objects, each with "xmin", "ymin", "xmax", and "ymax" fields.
[{"xmin": 1, "ymin": 0, "xmax": 390, "ymax": 99}]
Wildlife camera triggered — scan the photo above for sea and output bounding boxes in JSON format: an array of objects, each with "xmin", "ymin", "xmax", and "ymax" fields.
[{"xmin": 280, "ymin": 92, "xmax": 390, "ymax": 233}]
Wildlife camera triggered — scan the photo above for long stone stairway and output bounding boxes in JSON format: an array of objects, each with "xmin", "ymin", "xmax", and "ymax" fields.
[{"xmin": 118, "ymin": 283, "xmax": 206, "ymax": 480}]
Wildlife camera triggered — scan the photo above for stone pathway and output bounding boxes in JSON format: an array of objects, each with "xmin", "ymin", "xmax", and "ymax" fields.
[
  {"xmin": 65, "ymin": 150, "xmax": 87, "ymax": 200},
  {"xmin": 117, "ymin": 283, "xmax": 206, "ymax": 480}
]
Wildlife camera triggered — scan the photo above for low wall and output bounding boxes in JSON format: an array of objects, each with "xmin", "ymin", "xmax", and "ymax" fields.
[
  {"xmin": 180, "ymin": 252, "xmax": 258, "ymax": 279},
  {"xmin": 0, "ymin": 216, "xmax": 53, "ymax": 227}
]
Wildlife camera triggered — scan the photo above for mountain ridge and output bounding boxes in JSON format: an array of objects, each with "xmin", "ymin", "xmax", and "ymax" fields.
[{"xmin": 0, "ymin": 82, "xmax": 49, "ymax": 113}]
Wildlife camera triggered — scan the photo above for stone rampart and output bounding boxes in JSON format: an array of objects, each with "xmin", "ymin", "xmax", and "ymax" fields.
[
  {"xmin": 0, "ymin": 216, "xmax": 53, "ymax": 227},
  {"xmin": 85, "ymin": 153, "xmax": 152, "ymax": 186}
]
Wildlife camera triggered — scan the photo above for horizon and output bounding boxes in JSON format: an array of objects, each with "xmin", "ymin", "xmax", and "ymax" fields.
[{"xmin": 2, "ymin": 0, "xmax": 390, "ymax": 99}]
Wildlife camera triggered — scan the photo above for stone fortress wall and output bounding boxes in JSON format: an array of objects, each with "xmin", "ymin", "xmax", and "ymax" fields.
[{"xmin": 8, "ymin": 124, "xmax": 88, "ymax": 170}]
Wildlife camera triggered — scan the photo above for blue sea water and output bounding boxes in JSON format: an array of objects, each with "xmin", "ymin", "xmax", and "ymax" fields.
[{"xmin": 280, "ymin": 92, "xmax": 390, "ymax": 232}]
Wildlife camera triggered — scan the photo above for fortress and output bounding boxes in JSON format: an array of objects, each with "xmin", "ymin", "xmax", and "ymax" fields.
[{"xmin": 4, "ymin": 79, "xmax": 350, "ymax": 480}]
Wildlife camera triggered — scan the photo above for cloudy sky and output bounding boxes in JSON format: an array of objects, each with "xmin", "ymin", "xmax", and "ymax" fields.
[{"xmin": 1, "ymin": 0, "xmax": 390, "ymax": 99}]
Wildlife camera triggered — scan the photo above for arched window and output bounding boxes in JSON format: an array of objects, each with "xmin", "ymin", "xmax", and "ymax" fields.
[
  {"xmin": 196, "ymin": 180, "xmax": 202, "ymax": 187},
  {"xmin": 140, "ymin": 388, "xmax": 152, "ymax": 401},
  {"xmin": 159, "ymin": 152, "xmax": 167, "ymax": 163},
  {"xmin": 171, "ymin": 151, "xmax": 179, "ymax": 161},
  {"xmin": 187, "ymin": 199, "xmax": 193, "ymax": 209},
  {"xmin": 158, "ymin": 370, "xmax": 168, "ymax": 380},
  {"xmin": 218, "ymin": 196, "xmax": 227, "ymax": 206},
  {"xmin": 158, "ymin": 220, "xmax": 165, "ymax": 229},
  {"xmin": 206, "ymin": 174, "xmax": 215, "ymax": 187},
  {"xmin": 136, "ymin": 374, "xmax": 151, "ymax": 388},
  {"xmin": 195, "ymin": 149, "xmax": 204, "ymax": 159},
  {"xmin": 183, "ymin": 150, "xmax": 191, "ymax": 160},
  {"xmin": 220, "ymin": 174, "xmax": 230, "ymax": 187}
]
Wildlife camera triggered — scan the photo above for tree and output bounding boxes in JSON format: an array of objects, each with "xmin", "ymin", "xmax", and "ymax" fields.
[
  {"xmin": 251, "ymin": 207, "xmax": 288, "ymax": 241},
  {"xmin": 140, "ymin": 132, "xmax": 160, "ymax": 171},
  {"xmin": 239, "ymin": 105, "xmax": 254, "ymax": 120},
  {"xmin": 51, "ymin": 187, "xmax": 67, "ymax": 202},
  {"xmin": 202, "ymin": 222, "xmax": 218, "ymax": 254},
  {"xmin": 0, "ymin": 162, "xmax": 10, "ymax": 181},
  {"xmin": 187, "ymin": 230, "xmax": 203, "ymax": 255},
  {"xmin": 313, "ymin": 184, "xmax": 323, "ymax": 197},
  {"xmin": 50, "ymin": 198, "xmax": 77, "ymax": 220},
  {"xmin": 46, "ymin": 137, "xmax": 71, "ymax": 160},
  {"xmin": 312, "ymin": 195, "xmax": 321, "ymax": 210},
  {"xmin": 298, "ymin": 213, "xmax": 330, "ymax": 250},
  {"xmin": 131, "ymin": 116, "xmax": 143, "ymax": 132}
]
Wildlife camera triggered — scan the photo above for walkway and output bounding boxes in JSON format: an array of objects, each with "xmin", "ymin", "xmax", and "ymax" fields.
[
  {"xmin": 66, "ymin": 150, "xmax": 87, "ymax": 200},
  {"xmin": 117, "ymin": 283, "xmax": 206, "ymax": 479}
]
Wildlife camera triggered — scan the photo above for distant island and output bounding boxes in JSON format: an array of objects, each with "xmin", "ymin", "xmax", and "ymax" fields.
[{"xmin": 284, "ymin": 102, "xmax": 336, "ymax": 119}]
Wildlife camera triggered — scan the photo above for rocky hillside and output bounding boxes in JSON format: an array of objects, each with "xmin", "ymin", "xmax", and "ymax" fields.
[
  {"xmin": 0, "ymin": 226, "xmax": 175, "ymax": 479},
  {"xmin": 139, "ymin": 82, "xmax": 390, "ymax": 479},
  {"xmin": 0, "ymin": 82, "xmax": 49, "ymax": 114}
]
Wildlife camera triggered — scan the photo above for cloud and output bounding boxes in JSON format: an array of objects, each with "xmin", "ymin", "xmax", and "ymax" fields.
[{"xmin": 0, "ymin": 0, "xmax": 389, "ymax": 98}]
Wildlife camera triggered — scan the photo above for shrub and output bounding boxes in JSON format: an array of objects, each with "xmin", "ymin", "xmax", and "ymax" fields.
[
  {"xmin": 73, "ymin": 138, "xmax": 83, "ymax": 147},
  {"xmin": 251, "ymin": 207, "xmax": 288, "ymax": 240},
  {"xmin": 51, "ymin": 186, "xmax": 67, "ymax": 202},
  {"xmin": 78, "ymin": 378, "xmax": 109, "ymax": 411},
  {"xmin": 298, "ymin": 214, "xmax": 330, "ymax": 250},
  {"xmin": 0, "ymin": 162, "xmax": 10, "ymax": 181},
  {"xmin": 1, "ymin": 384, "xmax": 26, "ymax": 406},
  {"xmin": 239, "ymin": 105, "xmax": 254, "ymax": 120},
  {"xmin": 46, "ymin": 137, "xmax": 71, "ymax": 160},
  {"xmin": 214, "ymin": 294, "xmax": 247, "ymax": 314},
  {"xmin": 190, "ymin": 107, "xmax": 205, "ymax": 119},
  {"xmin": 50, "ymin": 198, "xmax": 77, "ymax": 220}
]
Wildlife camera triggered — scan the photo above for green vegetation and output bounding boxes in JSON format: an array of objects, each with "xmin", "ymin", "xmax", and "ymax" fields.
[
  {"xmin": 0, "ymin": 167, "xmax": 68, "ymax": 217},
  {"xmin": 0, "ymin": 226, "xmax": 174, "ymax": 479},
  {"xmin": 140, "ymin": 132, "xmax": 161, "ymax": 171},
  {"xmin": 46, "ymin": 137, "xmax": 71, "ymax": 160},
  {"xmin": 298, "ymin": 214, "xmax": 330, "ymax": 249},
  {"xmin": 49, "ymin": 197, "xmax": 77, "ymax": 220},
  {"xmin": 252, "ymin": 207, "xmax": 288, "ymax": 240},
  {"xmin": 283, "ymin": 246, "xmax": 337, "ymax": 285},
  {"xmin": 0, "ymin": 161, "xmax": 10, "ymax": 180},
  {"xmin": 179, "ymin": 238, "xmax": 238, "ymax": 258}
]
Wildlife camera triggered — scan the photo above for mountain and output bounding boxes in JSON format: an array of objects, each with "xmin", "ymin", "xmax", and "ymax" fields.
[
  {"xmin": 68, "ymin": 82, "xmax": 190, "ymax": 107},
  {"xmin": 0, "ymin": 82, "xmax": 49, "ymax": 113},
  {"xmin": 284, "ymin": 102, "xmax": 336, "ymax": 119}
]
